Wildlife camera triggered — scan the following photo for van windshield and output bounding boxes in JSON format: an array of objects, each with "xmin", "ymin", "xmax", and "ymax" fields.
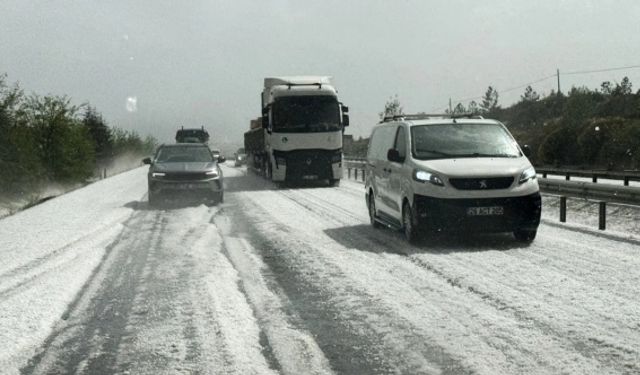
[{"xmin": 411, "ymin": 123, "xmax": 521, "ymax": 160}]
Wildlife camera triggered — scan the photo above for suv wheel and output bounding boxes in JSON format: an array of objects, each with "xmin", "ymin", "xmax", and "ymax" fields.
[
  {"xmin": 368, "ymin": 194, "xmax": 381, "ymax": 228},
  {"xmin": 403, "ymin": 201, "xmax": 420, "ymax": 244},
  {"xmin": 514, "ymin": 229, "xmax": 537, "ymax": 243}
]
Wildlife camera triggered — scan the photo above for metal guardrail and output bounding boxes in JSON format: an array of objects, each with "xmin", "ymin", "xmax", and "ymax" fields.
[
  {"xmin": 343, "ymin": 158, "xmax": 640, "ymax": 205},
  {"xmin": 537, "ymin": 167, "xmax": 640, "ymax": 186}
]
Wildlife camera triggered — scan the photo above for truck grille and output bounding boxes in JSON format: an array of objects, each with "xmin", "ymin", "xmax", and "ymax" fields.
[{"xmin": 449, "ymin": 177, "xmax": 514, "ymax": 190}]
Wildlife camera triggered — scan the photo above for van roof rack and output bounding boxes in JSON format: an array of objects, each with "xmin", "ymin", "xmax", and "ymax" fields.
[{"xmin": 380, "ymin": 113, "xmax": 484, "ymax": 123}]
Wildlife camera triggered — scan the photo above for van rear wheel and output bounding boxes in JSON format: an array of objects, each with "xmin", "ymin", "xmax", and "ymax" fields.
[
  {"xmin": 514, "ymin": 229, "xmax": 537, "ymax": 243},
  {"xmin": 368, "ymin": 194, "xmax": 381, "ymax": 228},
  {"xmin": 403, "ymin": 202, "xmax": 420, "ymax": 244}
]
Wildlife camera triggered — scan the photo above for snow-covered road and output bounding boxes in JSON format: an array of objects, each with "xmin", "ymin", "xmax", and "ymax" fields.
[{"xmin": 1, "ymin": 165, "xmax": 639, "ymax": 374}]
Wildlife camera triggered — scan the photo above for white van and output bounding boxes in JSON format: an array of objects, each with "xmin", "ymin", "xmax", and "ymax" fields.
[{"xmin": 365, "ymin": 115, "xmax": 541, "ymax": 243}]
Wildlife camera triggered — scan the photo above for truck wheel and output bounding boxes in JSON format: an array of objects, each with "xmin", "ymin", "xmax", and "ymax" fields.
[
  {"xmin": 402, "ymin": 201, "xmax": 420, "ymax": 244},
  {"xmin": 266, "ymin": 162, "xmax": 273, "ymax": 180},
  {"xmin": 514, "ymin": 229, "xmax": 537, "ymax": 243}
]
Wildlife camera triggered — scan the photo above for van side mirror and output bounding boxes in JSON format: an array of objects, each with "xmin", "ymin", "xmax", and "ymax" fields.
[
  {"xmin": 143, "ymin": 157, "xmax": 152, "ymax": 165},
  {"xmin": 387, "ymin": 149, "xmax": 403, "ymax": 163},
  {"xmin": 521, "ymin": 144, "xmax": 532, "ymax": 157},
  {"xmin": 342, "ymin": 114, "xmax": 350, "ymax": 127}
]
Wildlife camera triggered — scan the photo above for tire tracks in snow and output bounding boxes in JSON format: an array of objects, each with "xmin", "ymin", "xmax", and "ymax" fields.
[{"xmin": 278, "ymin": 184, "xmax": 640, "ymax": 374}]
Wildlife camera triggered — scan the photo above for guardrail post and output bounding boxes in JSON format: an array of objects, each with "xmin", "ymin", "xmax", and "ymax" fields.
[
  {"xmin": 565, "ymin": 173, "xmax": 570, "ymax": 181},
  {"xmin": 599, "ymin": 201, "xmax": 606, "ymax": 230},
  {"xmin": 361, "ymin": 169, "xmax": 366, "ymax": 182},
  {"xmin": 624, "ymin": 176, "xmax": 630, "ymax": 186},
  {"xmin": 542, "ymin": 172, "xmax": 547, "ymax": 178},
  {"xmin": 348, "ymin": 168, "xmax": 351, "ymax": 179},
  {"xmin": 592, "ymin": 175, "xmax": 597, "ymax": 183},
  {"xmin": 354, "ymin": 169, "xmax": 358, "ymax": 180},
  {"xmin": 103, "ymin": 168, "xmax": 107, "ymax": 179},
  {"xmin": 560, "ymin": 196, "xmax": 567, "ymax": 223}
]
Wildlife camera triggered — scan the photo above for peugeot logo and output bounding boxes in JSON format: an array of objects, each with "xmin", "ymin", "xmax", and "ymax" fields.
[{"xmin": 479, "ymin": 180, "xmax": 488, "ymax": 189}]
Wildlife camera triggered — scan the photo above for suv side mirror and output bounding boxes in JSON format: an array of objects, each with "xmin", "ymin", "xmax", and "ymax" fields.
[
  {"xmin": 143, "ymin": 157, "xmax": 152, "ymax": 165},
  {"xmin": 521, "ymin": 144, "xmax": 532, "ymax": 157},
  {"xmin": 387, "ymin": 149, "xmax": 403, "ymax": 163}
]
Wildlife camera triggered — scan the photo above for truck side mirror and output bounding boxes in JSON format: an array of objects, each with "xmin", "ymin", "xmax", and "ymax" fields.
[
  {"xmin": 343, "ymin": 114, "xmax": 350, "ymax": 127},
  {"xmin": 341, "ymin": 104, "xmax": 349, "ymax": 113},
  {"xmin": 262, "ymin": 107, "xmax": 269, "ymax": 129}
]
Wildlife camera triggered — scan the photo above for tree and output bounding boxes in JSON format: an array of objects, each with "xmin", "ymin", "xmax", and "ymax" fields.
[
  {"xmin": 453, "ymin": 103, "xmax": 466, "ymax": 114},
  {"xmin": 521, "ymin": 85, "xmax": 540, "ymax": 102},
  {"xmin": 600, "ymin": 81, "xmax": 613, "ymax": 95},
  {"xmin": 83, "ymin": 106, "xmax": 112, "ymax": 161},
  {"xmin": 480, "ymin": 86, "xmax": 499, "ymax": 113},
  {"xmin": 613, "ymin": 76, "xmax": 632, "ymax": 96},
  {"xmin": 467, "ymin": 100, "xmax": 480, "ymax": 114},
  {"xmin": 379, "ymin": 95, "xmax": 403, "ymax": 120}
]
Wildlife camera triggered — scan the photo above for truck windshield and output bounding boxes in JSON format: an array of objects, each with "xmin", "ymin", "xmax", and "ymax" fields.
[
  {"xmin": 411, "ymin": 123, "xmax": 522, "ymax": 160},
  {"xmin": 272, "ymin": 96, "xmax": 341, "ymax": 133}
]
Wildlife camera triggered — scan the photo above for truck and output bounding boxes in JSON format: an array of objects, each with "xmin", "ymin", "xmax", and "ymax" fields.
[
  {"xmin": 175, "ymin": 126, "xmax": 210, "ymax": 144},
  {"xmin": 244, "ymin": 76, "xmax": 349, "ymax": 186}
]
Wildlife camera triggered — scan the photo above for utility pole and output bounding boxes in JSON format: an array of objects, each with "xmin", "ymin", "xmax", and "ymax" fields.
[
  {"xmin": 448, "ymin": 98, "xmax": 452, "ymax": 113},
  {"xmin": 557, "ymin": 68, "xmax": 561, "ymax": 95}
]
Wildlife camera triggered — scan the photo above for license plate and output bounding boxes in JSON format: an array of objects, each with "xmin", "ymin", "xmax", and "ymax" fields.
[
  {"xmin": 177, "ymin": 183, "xmax": 196, "ymax": 189},
  {"xmin": 467, "ymin": 206, "xmax": 504, "ymax": 216},
  {"xmin": 302, "ymin": 175, "xmax": 318, "ymax": 180}
]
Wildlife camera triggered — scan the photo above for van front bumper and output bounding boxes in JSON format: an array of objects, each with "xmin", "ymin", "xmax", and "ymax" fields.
[{"xmin": 413, "ymin": 192, "xmax": 541, "ymax": 233}]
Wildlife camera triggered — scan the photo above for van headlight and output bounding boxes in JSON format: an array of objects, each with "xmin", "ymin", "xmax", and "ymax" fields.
[
  {"xmin": 413, "ymin": 169, "xmax": 444, "ymax": 186},
  {"xmin": 518, "ymin": 167, "xmax": 537, "ymax": 184}
]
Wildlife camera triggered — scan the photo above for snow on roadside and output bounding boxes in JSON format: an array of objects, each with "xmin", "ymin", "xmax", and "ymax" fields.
[{"xmin": 0, "ymin": 167, "xmax": 148, "ymax": 374}]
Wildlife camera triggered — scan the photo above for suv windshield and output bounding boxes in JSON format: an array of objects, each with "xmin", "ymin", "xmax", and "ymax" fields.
[
  {"xmin": 272, "ymin": 96, "xmax": 340, "ymax": 133},
  {"xmin": 156, "ymin": 146, "xmax": 213, "ymax": 163},
  {"xmin": 411, "ymin": 123, "xmax": 521, "ymax": 160}
]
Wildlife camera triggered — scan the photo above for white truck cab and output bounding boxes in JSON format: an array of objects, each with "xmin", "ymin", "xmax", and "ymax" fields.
[
  {"xmin": 257, "ymin": 76, "xmax": 349, "ymax": 185},
  {"xmin": 365, "ymin": 114, "xmax": 541, "ymax": 243}
]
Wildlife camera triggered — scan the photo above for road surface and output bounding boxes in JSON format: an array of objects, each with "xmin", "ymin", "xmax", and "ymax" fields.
[{"xmin": 1, "ymin": 166, "xmax": 640, "ymax": 374}]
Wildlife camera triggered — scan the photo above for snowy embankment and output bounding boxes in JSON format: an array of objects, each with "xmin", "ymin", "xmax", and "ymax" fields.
[{"xmin": 0, "ymin": 167, "xmax": 147, "ymax": 372}]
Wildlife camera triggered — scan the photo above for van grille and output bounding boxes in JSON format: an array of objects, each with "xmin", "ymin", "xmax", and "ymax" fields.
[{"xmin": 449, "ymin": 177, "xmax": 514, "ymax": 190}]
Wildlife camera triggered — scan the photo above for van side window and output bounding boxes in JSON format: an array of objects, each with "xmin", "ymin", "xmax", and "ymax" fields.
[
  {"xmin": 368, "ymin": 126, "xmax": 396, "ymax": 160},
  {"xmin": 394, "ymin": 126, "xmax": 406, "ymax": 160}
]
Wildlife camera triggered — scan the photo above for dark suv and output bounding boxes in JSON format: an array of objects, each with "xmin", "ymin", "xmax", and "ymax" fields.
[{"xmin": 143, "ymin": 143, "xmax": 224, "ymax": 206}]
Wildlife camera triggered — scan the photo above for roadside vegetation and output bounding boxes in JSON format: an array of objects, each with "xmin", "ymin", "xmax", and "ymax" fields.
[
  {"xmin": 0, "ymin": 73, "xmax": 157, "ymax": 204},
  {"xmin": 346, "ymin": 77, "xmax": 640, "ymax": 171}
]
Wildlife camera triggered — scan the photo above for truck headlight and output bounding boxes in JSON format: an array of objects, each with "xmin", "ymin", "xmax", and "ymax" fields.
[
  {"xmin": 413, "ymin": 169, "xmax": 444, "ymax": 186},
  {"xmin": 518, "ymin": 167, "xmax": 537, "ymax": 184},
  {"xmin": 151, "ymin": 172, "xmax": 166, "ymax": 178}
]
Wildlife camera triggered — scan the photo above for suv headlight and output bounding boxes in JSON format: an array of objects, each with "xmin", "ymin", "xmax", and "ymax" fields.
[
  {"xmin": 518, "ymin": 167, "xmax": 537, "ymax": 184},
  {"xmin": 151, "ymin": 172, "xmax": 166, "ymax": 178},
  {"xmin": 412, "ymin": 169, "xmax": 444, "ymax": 186}
]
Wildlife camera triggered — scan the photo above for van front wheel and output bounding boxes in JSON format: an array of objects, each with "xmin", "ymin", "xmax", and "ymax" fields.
[
  {"xmin": 368, "ymin": 194, "xmax": 381, "ymax": 228},
  {"xmin": 403, "ymin": 202, "xmax": 420, "ymax": 244}
]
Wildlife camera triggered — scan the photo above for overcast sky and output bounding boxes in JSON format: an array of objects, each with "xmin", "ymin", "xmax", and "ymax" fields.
[{"xmin": 2, "ymin": 0, "xmax": 640, "ymax": 144}]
